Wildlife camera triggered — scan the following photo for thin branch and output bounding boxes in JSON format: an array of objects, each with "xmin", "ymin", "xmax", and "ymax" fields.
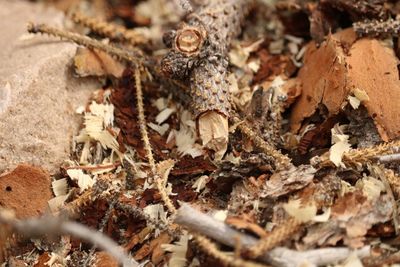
[
  {"xmin": 155, "ymin": 160, "xmax": 177, "ymax": 214},
  {"xmin": 27, "ymin": 23, "xmax": 143, "ymax": 68},
  {"xmin": 64, "ymin": 162, "xmax": 121, "ymax": 171},
  {"xmin": 174, "ymin": 204, "xmax": 370, "ymax": 266},
  {"xmin": 71, "ymin": 11, "xmax": 147, "ymax": 46},
  {"xmin": 231, "ymin": 116, "xmax": 292, "ymax": 170},
  {"xmin": 134, "ymin": 68, "xmax": 156, "ymax": 177},
  {"xmin": 377, "ymin": 153, "xmax": 400, "ymax": 163},
  {"xmin": 0, "ymin": 210, "xmax": 138, "ymax": 267},
  {"xmin": 192, "ymin": 234, "xmax": 268, "ymax": 267}
]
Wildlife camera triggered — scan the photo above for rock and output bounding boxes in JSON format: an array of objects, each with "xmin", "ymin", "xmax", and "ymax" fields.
[
  {"xmin": 0, "ymin": 1, "xmax": 101, "ymax": 173},
  {"xmin": 0, "ymin": 164, "xmax": 52, "ymax": 219}
]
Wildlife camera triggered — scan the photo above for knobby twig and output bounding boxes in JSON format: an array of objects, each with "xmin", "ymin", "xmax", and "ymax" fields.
[
  {"xmin": 175, "ymin": 204, "xmax": 370, "ymax": 266},
  {"xmin": 0, "ymin": 210, "xmax": 138, "ymax": 267}
]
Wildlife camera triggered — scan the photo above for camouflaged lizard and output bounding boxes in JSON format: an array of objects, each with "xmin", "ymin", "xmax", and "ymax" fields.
[{"xmin": 161, "ymin": 0, "xmax": 255, "ymax": 119}]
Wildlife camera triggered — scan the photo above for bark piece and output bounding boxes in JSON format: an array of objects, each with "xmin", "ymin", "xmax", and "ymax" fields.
[
  {"xmin": 346, "ymin": 39, "xmax": 400, "ymax": 140},
  {"xmin": 290, "ymin": 28, "xmax": 400, "ymax": 141},
  {"xmin": 290, "ymin": 32, "xmax": 348, "ymax": 133},
  {"xmin": 0, "ymin": 165, "xmax": 52, "ymax": 219}
]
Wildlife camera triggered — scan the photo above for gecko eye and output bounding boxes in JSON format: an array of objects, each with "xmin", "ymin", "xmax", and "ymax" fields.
[{"xmin": 175, "ymin": 27, "xmax": 204, "ymax": 54}]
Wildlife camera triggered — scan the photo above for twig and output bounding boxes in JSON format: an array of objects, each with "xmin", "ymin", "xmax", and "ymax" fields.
[
  {"xmin": 0, "ymin": 210, "xmax": 138, "ymax": 267},
  {"xmin": 377, "ymin": 153, "xmax": 400, "ymax": 163},
  {"xmin": 313, "ymin": 140, "xmax": 400, "ymax": 168},
  {"xmin": 175, "ymin": 204, "xmax": 370, "ymax": 266},
  {"xmin": 71, "ymin": 11, "xmax": 147, "ymax": 46},
  {"xmin": 232, "ymin": 116, "xmax": 292, "ymax": 170},
  {"xmin": 175, "ymin": 203, "xmax": 261, "ymax": 249},
  {"xmin": 64, "ymin": 162, "xmax": 121, "ymax": 171},
  {"xmin": 134, "ymin": 68, "xmax": 156, "ymax": 177},
  {"xmin": 155, "ymin": 160, "xmax": 177, "ymax": 214},
  {"xmin": 192, "ymin": 234, "xmax": 268, "ymax": 267},
  {"xmin": 27, "ymin": 23, "xmax": 143, "ymax": 68},
  {"xmin": 344, "ymin": 140, "xmax": 400, "ymax": 164},
  {"xmin": 246, "ymin": 217, "xmax": 302, "ymax": 259},
  {"xmin": 266, "ymin": 246, "xmax": 370, "ymax": 267}
]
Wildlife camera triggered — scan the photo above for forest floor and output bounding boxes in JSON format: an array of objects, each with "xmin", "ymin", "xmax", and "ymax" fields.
[{"xmin": 2, "ymin": 0, "xmax": 400, "ymax": 266}]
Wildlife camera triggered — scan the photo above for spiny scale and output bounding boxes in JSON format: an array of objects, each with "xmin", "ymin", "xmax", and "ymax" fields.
[{"xmin": 353, "ymin": 19, "xmax": 400, "ymax": 37}]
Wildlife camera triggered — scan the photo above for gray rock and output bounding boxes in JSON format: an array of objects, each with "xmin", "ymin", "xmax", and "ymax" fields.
[{"xmin": 0, "ymin": 0, "xmax": 101, "ymax": 173}]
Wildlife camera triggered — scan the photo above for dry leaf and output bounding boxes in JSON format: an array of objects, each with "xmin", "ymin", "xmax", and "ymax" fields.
[
  {"xmin": 283, "ymin": 199, "xmax": 317, "ymax": 223},
  {"xmin": 74, "ymin": 47, "xmax": 126, "ymax": 78}
]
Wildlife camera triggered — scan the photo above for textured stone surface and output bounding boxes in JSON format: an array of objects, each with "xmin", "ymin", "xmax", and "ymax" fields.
[{"xmin": 0, "ymin": 0, "xmax": 100, "ymax": 173}]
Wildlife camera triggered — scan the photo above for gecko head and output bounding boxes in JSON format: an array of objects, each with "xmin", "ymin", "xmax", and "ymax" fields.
[{"xmin": 161, "ymin": 24, "xmax": 207, "ymax": 79}]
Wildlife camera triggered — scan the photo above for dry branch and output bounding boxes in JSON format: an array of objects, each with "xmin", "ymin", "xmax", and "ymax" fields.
[
  {"xmin": 0, "ymin": 210, "xmax": 138, "ymax": 267},
  {"xmin": 27, "ymin": 23, "xmax": 144, "ymax": 68}
]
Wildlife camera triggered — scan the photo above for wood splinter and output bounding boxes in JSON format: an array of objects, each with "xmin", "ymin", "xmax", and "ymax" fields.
[{"xmin": 161, "ymin": 0, "xmax": 255, "ymax": 159}]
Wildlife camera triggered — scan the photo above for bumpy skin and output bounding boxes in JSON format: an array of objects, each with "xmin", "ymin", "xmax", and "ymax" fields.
[
  {"xmin": 161, "ymin": 0, "xmax": 254, "ymax": 118},
  {"xmin": 353, "ymin": 19, "xmax": 400, "ymax": 37}
]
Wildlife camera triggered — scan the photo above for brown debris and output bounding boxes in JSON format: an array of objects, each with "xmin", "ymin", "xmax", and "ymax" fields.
[
  {"xmin": 93, "ymin": 252, "xmax": 119, "ymax": 267},
  {"xmin": 0, "ymin": 165, "xmax": 52, "ymax": 219}
]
